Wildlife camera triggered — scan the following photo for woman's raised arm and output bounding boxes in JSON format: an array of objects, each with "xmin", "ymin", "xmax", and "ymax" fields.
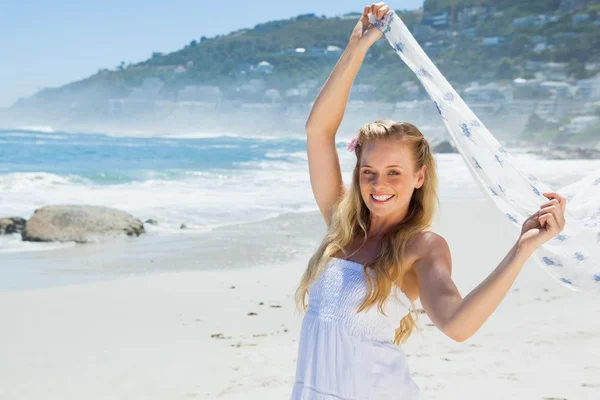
[{"xmin": 306, "ymin": 4, "xmax": 387, "ymax": 225}]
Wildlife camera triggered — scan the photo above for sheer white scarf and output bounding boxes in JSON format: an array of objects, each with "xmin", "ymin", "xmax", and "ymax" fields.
[{"xmin": 369, "ymin": 11, "xmax": 600, "ymax": 294}]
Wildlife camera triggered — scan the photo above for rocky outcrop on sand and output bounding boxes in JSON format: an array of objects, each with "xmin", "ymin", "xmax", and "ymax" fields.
[
  {"xmin": 0, "ymin": 217, "xmax": 27, "ymax": 235},
  {"xmin": 21, "ymin": 205, "xmax": 145, "ymax": 243},
  {"xmin": 433, "ymin": 140, "xmax": 458, "ymax": 154}
]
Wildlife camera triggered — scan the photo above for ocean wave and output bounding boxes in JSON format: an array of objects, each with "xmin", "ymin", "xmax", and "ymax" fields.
[
  {"xmin": 0, "ymin": 172, "xmax": 91, "ymax": 191},
  {"xmin": 0, "ymin": 132, "xmax": 68, "ymax": 140},
  {"xmin": 14, "ymin": 125, "xmax": 55, "ymax": 133},
  {"xmin": 0, "ymin": 235, "xmax": 76, "ymax": 254}
]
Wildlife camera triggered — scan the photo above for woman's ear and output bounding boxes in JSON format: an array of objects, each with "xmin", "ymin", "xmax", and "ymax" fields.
[{"xmin": 415, "ymin": 165, "xmax": 426, "ymax": 189}]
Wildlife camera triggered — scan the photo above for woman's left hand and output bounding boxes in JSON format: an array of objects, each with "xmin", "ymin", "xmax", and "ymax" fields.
[{"xmin": 518, "ymin": 191, "xmax": 567, "ymax": 252}]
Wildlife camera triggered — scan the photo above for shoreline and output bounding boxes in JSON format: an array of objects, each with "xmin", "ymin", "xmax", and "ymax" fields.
[{"xmin": 0, "ymin": 209, "xmax": 326, "ymax": 292}]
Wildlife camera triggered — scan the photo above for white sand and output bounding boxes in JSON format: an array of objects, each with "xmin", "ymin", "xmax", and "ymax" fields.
[{"xmin": 1, "ymin": 200, "xmax": 599, "ymax": 399}]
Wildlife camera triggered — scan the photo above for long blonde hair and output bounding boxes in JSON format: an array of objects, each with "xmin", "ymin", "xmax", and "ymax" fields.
[{"xmin": 295, "ymin": 120, "xmax": 440, "ymax": 344}]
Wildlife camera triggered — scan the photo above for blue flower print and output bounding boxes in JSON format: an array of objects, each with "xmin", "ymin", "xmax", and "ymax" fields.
[
  {"xmin": 528, "ymin": 174, "xmax": 538, "ymax": 183},
  {"xmin": 498, "ymin": 146, "xmax": 507, "ymax": 154},
  {"xmin": 490, "ymin": 187, "xmax": 498, "ymax": 196},
  {"xmin": 374, "ymin": 12, "xmax": 393, "ymax": 35},
  {"xmin": 574, "ymin": 252, "xmax": 585, "ymax": 262},
  {"xmin": 416, "ymin": 67, "xmax": 433, "ymax": 78},
  {"xmin": 531, "ymin": 184, "xmax": 541, "ymax": 197},
  {"xmin": 555, "ymin": 234, "xmax": 567, "ymax": 241},
  {"xmin": 495, "ymin": 154, "xmax": 504, "ymax": 167},
  {"xmin": 594, "ymin": 177, "xmax": 600, "ymax": 186},
  {"xmin": 434, "ymin": 101, "xmax": 446, "ymax": 120},
  {"xmin": 542, "ymin": 256, "xmax": 561, "ymax": 266},
  {"xmin": 560, "ymin": 278, "xmax": 572, "ymax": 285},
  {"xmin": 506, "ymin": 213, "xmax": 517, "ymax": 223},
  {"xmin": 470, "ymin": 119, "xmax": 482, "ymax": 128},
  {"xmin": 498, "ymin": 184, "xmax": 506, "ymax": 194},
  {"xmin": 593, "ymin": 274, "xmax": 600, "ymax": 282},
  {"xmin": 443, "ymin": 92, "xmax": 455, "ymax": 102},
  {"xmin": 473, "ymin": 157, "xmax": 482, "ymax": 169},
  {"xmin": 393, "ymin": 41, "xmax": 405, "ymax": 53},
  {"xmin": 459, "ymin": 122, "xmax": 476, "ymax": 143}
]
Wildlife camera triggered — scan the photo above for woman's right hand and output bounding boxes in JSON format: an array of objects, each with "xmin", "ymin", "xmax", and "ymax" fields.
[{"xmin": 349, "ymin": 3, "xmax": 390, "ymax": 48}]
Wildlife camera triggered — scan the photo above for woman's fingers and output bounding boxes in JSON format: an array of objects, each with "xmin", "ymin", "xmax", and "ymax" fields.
[
  {"xmin": 543, "ymin": 191, "xmax": 566, "ymax": 212},
  {"xmin": 539, "ymin": 212, "xmax": 555, "ymax": 231},
  {"xmin": 368, "ymin": 2, "xmax": 389, "ymax": 19},
  {"xmin": 539, "ymin": 198, "xmax": 560, "ymax": 210},
  {"xmin": 539, "ymin": 206, "xmax": 565, "ymax": 230},
  {"xmin": 377, "ymin": 5, "xmax": 389, "ymax": 19},
  {"xmin": 540, "ymin": 205, "xmax": 563, "ymax": 222}
]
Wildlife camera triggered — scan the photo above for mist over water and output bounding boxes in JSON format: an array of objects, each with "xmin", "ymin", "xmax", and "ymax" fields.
[{"xmin": 1, "ymin": 127, "xmax": 599, "ymax": 254}]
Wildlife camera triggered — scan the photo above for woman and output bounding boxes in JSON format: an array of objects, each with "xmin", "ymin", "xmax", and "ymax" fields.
[{"xmin": 291, "ymin": 3, "xmax": 567, "ymax": 399}]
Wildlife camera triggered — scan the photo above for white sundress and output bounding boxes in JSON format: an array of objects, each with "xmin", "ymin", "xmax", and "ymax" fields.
[{"xmin": 291, "ymin": 257, "xmax": 420, "ymax": 399}]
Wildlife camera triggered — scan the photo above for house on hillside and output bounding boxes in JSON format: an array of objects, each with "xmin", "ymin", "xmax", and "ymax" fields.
[
  {"xmin": 282, "ymin": 48, "xmax": 306, "ymax": 56},
  {"xmin": 255, "ymin": 61, "xmax": 274, "ymax": 75},
  {"xmin": 512, "ymin": 15, "xmax": 556, "ymax": 28},
  {"xmin": 462, "ymin": 82, "xmax": 511, "ymax": 102},
  {"xmin": 481, "ymin": 36, "xmax": 505, "ymax": 46},
  {"xmin": 539, "ymin": 81, "xmax": 575, "ymax": 99},
  {"xmin": 422, "ymin": 12, "xmax": 450, "ymax": 28},
  {"xmin": 541, "ymin": 62, "xmax": 569, "ymax": 81},
  {"xmin": 577, "ymin": 74, "xmax": 600, "ymax": 99},
  {"xmin": 461, "ymin": 27, "xmax": 478, "ymax": 38},
  {"xmin": 326, "ymin": 45, "xmax": 343, "ymax": 57},
  {"xmin": 513, "ymin": 78, "xmax": 543, "ymax": 99}
]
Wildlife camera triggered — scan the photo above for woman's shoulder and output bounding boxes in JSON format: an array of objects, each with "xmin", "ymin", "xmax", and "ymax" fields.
[{"xmin": 407, "ymin": 230, "xmax": 448, "ymax": 257}]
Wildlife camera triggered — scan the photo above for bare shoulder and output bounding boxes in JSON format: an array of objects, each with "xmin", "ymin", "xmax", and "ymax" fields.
[
  {"xmin": 408, "ymin": 231, "xmax": 452, "ymax": 274},
  {"xmin": 400, "ymin": 232, "xmax": 452, "ymax": 301}
]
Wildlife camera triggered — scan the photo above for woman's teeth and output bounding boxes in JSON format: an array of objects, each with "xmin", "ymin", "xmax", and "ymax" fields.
[{"xmin": 371, "ymin": 194, "xmax": 394, "ymax": 202}]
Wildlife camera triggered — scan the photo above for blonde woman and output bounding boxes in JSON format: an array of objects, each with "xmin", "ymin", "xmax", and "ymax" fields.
[{"xmin": 291, "ymin": 3, "xmax": 567, "ymax": 399}]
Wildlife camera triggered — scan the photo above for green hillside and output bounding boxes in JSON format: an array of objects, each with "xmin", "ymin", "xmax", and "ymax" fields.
[{"xmin": 14, "ymin": 0, "xmax": 600, "ymax": 107}]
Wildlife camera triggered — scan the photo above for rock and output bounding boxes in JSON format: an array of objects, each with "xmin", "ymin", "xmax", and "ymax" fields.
[
  {"xmin": 22, "ymin": 205, "xmax": 145, "ymax": 243},
  {"xmin": 0, "ymin": 217, "xmax": 27, "ymax": 235},
  {"xmin": 144, "ymin": 219, "xmax": 158, "ymax": 225},
  {"xmin": 433, "ymin": 140, "xmax": 458, "ymax": 154}
]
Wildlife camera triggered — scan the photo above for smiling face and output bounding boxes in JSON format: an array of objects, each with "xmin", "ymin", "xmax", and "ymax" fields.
[{"xmin": 358, "ymin": 138, "xmax": 425, "ymax": 219}]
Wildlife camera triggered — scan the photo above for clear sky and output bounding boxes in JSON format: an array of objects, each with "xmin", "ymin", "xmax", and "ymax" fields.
[{"xmin": 0, "ymin": 0, "xmax": 424, "ymax": 108}]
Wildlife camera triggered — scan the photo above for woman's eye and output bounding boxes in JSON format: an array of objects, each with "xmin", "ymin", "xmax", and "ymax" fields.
[
  {"xmin": 389, "ymin": 171, "xmax": 400, "ymax": 175},
  {"xmin": 362, "ymin": 170, "xmax": 373, "ymax": 174}
]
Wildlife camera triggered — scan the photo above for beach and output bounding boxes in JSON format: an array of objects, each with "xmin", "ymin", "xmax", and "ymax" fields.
[{"xmin": 1, "ymin": 199, "xmax": 599, "ymax": 399}]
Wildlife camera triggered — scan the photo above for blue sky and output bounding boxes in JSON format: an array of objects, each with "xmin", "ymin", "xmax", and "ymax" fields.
[{"xmin": 0, "ymin": 0, "xmax": 424, "ymax": 107}]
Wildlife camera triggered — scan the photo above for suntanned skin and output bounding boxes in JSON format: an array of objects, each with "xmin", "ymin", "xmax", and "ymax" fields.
[{"xmin": 307, "ymin": 2, "xmax": 567, "ymax": 343}]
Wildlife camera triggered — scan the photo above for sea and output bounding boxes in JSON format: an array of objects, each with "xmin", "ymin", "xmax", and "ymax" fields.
[
  {"xmin": 1, "ymin": 126, "xmax": 599, "ymax": 289},
  {"xmin": 2, "ymin": 126, "xmax": 600, "ymax": 252}
]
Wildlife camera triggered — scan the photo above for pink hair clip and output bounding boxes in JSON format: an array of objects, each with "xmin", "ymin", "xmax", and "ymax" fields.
[{"xmin": 347, "ymin": 135, "xmax": 360, "ymax": 152}]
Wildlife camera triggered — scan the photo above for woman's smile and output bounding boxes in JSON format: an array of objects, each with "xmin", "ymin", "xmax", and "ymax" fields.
[{"xmin": 371, "ymin": 193, "xmax": 395, "ymax": 203}]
